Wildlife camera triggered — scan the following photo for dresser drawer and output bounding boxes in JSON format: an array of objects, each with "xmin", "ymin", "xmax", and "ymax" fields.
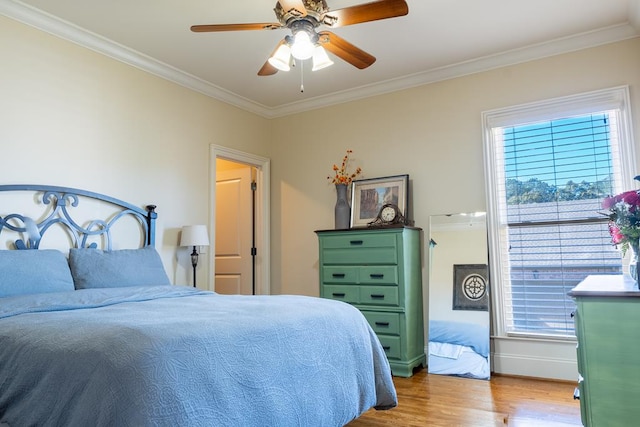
[
  {"xmin": 360, "ymin": 286, "xmax": 399, "ymax": 306},
  {"xmin": 322, "ymin": 266, "xmax": 398, "ymax": 285},
  {"xmin": 377, "ymin": 335, "xmax": 402, "ymax": 359},
  {"xmin": 359, "ymin": 266, "xmax": 398, "ymax": 285},
  {"xmin": 320, "ymin": 233, "xmax": 398, "ymax": 265},
  {"xmin": 322, "ymin": 247, "xmax": 398, "ymax": 265},
  {"xmin": 322, "ymin": 266, "xmax": 358, "ymax": 284},
  {"xmin": 362, "ymin": 311, "xmax": 401, "ymax": 335},
  {"xmin": 320, "ymin": 233, "xmax": 397, "ymax": 249},
  {"xmin": 322, "ymin": 285, "xmax": 359, "ymax": 304}
]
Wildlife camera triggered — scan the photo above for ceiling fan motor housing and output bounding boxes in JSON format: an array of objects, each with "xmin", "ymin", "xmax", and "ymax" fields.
[
  {"xmin": 289, "ymin": 19, "xmax": 320, "ymax": 42},
  {"xmin": 274, "ymin": 0, "xmax": 329, "ymax": 26}
]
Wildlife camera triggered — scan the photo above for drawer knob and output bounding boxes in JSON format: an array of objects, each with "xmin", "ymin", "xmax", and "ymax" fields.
[
  {"xmin": 332, "ymin": 292, "xmax": 346, "ymax": 298},
  {"xmin": 370, "ymin": 274, "xmax": 384, "ymax": 279},
  {"xmin": 332, "ymin": 273, "xmax": 346, "ymax": 278},
  {"xmin": 370, "ymin": 294, "xmax": 385, "ymax": 299},
  {"xmin": 383, "ymin": 346, "xmax": 391, "ymax": 351},
  {"xmin": 375, "ymin": 321, "xmax": 390, "ymax": 327},
  {"xmin": 349, "ymin": 240, "xmax": 364, "ymax": 245}
]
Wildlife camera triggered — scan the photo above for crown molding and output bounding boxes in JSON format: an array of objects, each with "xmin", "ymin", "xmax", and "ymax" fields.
[{"xmin": 2, "ymin": 0, "xmax": 638, "ymax": 119}]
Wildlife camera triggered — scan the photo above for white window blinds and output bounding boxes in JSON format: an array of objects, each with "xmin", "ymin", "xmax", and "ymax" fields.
[{"xmin": 483, "ymin": 87, "xmax": 636, "ymax": 339}]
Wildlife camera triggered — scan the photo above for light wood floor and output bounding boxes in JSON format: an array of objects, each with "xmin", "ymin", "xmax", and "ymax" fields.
[{"xmin": 348, "ymin": 369, "xmax": 582, "ymax": 427}]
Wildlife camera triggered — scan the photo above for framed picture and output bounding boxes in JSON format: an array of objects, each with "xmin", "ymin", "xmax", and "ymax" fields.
[
  {"xmin": 452, "ymin": 264, "xmax": 489, "ymax": 311},
  {"xmin": 350, "ymin": 174, "xmax": 408, "ymax": 228}
]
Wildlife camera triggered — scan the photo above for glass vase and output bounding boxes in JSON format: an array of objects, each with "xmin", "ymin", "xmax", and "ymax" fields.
[
  {"xmin": 334, "ymin": 184, "xmax": 350, "ymax": 229},
  {"xmin": 629, "ymin": 242, "xmax": 640, "ymax": 286}
]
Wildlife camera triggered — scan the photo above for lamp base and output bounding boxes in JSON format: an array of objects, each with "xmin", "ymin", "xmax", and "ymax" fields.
[{"xmin": 190, "ymin": 246, "xmax": 199, "ymax": 288}]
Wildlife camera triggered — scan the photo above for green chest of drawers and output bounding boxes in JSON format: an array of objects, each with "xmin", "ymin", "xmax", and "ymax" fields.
[
  {"xmin": 316, "ymin": 226, "xmax": 426, "ymax": 377},
  {"xmin": 569, "ymin": 275, "xmax": 640, "ymax": 427}
]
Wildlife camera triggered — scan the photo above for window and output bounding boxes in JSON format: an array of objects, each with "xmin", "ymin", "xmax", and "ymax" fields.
[{"xmin": 483, "ymin": 87, "xmax": 636, "ymax": 339}]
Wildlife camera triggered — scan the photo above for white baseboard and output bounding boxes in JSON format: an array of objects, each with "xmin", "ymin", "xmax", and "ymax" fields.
[{"xmin": 492, "ymin": 352, "xmax": 578, "ymax": 381}]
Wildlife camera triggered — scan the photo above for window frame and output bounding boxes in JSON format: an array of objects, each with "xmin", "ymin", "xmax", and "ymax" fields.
[{"xmin": 482, "ymin": 86, "xmax": 636, "ymax": 339}]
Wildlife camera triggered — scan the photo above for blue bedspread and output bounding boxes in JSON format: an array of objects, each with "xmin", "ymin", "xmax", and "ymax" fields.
[
  {"xmin": 429, "ymin": 319, "xmax": 490, "ymax": 358},
  {"xmin": 0, "ymin": 286, "xmax": 397, "ymax": 426}
]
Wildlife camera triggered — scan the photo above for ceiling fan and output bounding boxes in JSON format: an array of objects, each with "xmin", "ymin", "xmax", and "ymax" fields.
[{"xmin": 191, "ymin": 0, "xmax": 409, "ymax": 76}]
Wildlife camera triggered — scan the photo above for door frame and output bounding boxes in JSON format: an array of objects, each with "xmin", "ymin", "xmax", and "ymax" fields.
[{"xmin": 210, "ymin": 144, "xmax": 270, "ymax": 295}]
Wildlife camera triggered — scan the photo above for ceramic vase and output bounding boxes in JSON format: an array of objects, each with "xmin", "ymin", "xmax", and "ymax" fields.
[{"xmin": 334, "ymin": 184, "xmax": 350, "ymax": 229}]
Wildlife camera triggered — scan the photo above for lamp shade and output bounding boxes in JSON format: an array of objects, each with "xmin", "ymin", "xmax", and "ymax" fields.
[
  {"xmin": 312, "ymin": 45, "xmax": 333, "ymax": 71},
  {"xmin": 180, "ymin": 225, "xmax": 210, "ymax": 247},
  {"xmin": 290, "ymin": 30, "xmax": 314, "ymax": 60},
  {"xmin": 268, "ymin": 44, "xmax": 291, "ymax": 71}
]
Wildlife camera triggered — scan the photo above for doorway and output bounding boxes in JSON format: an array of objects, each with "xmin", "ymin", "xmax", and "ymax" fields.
[{"xmin": 210, "ymin": 145, "xmax": 270, "ymax": 295}]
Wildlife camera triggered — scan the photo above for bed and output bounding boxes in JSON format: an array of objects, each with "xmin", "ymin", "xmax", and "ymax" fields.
[
  {"xmin": 427, "ymin": 320, "xmax": 490, "ymax": 380},
  {"xmin": 0, "ymin": 185, "xmax": 397, "ymax": 426}
]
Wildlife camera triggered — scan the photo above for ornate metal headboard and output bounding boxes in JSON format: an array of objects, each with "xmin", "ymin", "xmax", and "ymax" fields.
[{"xmin": 0, "ymin": 185, "xmax": 157, "ymax": 250}]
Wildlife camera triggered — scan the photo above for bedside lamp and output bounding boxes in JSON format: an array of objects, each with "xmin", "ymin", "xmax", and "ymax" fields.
[{"xmin": 180, "ymin": 225, "xmax": 210, "ymax": 288}]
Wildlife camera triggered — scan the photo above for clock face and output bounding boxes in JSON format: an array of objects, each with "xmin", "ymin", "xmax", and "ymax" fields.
[{"xmin": 381, "ymin": 206, "xmax": 397, "ymax": 222}]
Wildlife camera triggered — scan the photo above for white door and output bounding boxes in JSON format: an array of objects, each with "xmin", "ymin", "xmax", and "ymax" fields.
[{"xmin": 215, "ymin": 166, "xmax": 254, "ymax": 294}]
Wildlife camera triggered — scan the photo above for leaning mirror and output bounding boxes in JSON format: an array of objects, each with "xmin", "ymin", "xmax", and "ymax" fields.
[{"xmin": 428, "ymin": 212, "xmax": 490, "ymax": 380}]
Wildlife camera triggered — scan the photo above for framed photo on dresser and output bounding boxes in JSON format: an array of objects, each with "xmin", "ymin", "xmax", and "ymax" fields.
[{"xmin": 350, "ymin": 174, "xmax": 408, "ymax": 228}]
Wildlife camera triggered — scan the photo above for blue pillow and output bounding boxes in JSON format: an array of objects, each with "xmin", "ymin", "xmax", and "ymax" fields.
[
  {"xmin": 69, "ymin": 246, "xmax": 171, "ymax": 289},
  {"xmin": 0, "ymin": 249, "xmax": 75, "ymax": 297}
]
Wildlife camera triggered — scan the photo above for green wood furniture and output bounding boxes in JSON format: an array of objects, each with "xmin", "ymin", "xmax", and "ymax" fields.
[
  {"xmin": 569, "ymin": 275, "xmax": 640, "ymax": 427},
  {"xmin": 316, "ymin": 226, "xmax": 426, "ymax": 377}
]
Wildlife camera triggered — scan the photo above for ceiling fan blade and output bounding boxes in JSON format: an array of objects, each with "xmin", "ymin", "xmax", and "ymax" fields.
[
  {"xmin": 258, "ymin": 39, "xmax": 288, "ymax": 76},
  {"xmin": 318, "ymin": 31, "xmax": 375, "ymax": 69},
  {"xmin": 258, "ymin": 60, "xmax": 279, "ymax": 76},
  {"xmin": 191, "ymin": 23, "xmax": 282, "ymax": 32},
  {"xmin": 277, "ymin": 0, "xmax": 308, "ymax": 17},
  {"xmin": 324, "ymin": 0, "xmax": 408, "ymax": 27}
]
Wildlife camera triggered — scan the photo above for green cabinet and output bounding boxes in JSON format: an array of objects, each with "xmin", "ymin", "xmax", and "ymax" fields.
[
  {"xmin": 569, "ymin": 275, "xmax": 640, "ymax": 427},
  {"xmin": 316, "ymin": 226, "xmax": 426, "ymax": 377}
]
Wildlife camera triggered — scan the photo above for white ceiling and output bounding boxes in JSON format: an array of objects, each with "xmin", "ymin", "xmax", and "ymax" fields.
[{"xmin": 2, "ymin": 0, "xmax": 639, "ymax": 118}]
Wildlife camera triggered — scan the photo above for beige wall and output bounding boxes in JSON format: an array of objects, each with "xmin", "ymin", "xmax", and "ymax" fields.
[{"xmin": 0, "ymin": 15, "xmax": 271, "ymax": 286}]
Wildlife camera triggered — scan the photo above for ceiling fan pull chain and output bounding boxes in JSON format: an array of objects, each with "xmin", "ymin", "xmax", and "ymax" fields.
[{"xmin": 300, "ymin": 61, "xmax": 304, "ymax": 93}]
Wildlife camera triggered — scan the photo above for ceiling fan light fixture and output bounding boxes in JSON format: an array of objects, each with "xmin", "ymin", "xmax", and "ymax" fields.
[
  {"xmin": 268, "ymin": 44, "xmax": 292, "ymax": 71},
  {"xmin": 290, "ymin": 30, "xmax": 315, "ymax": 60},
  {"xmin": 312, "ymin": 45, "xmax": 333, "ymax": 71}
]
